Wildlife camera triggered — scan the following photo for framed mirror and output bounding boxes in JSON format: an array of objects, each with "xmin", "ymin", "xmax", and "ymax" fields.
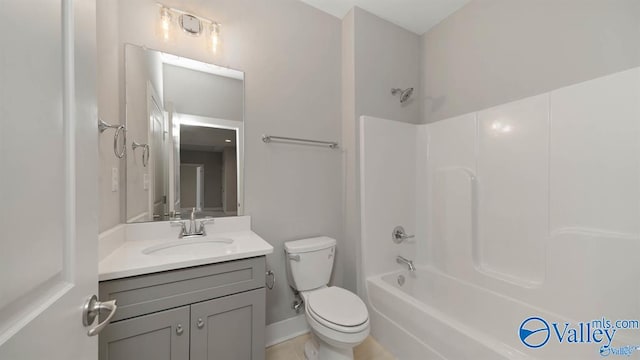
[{"xmin": 125, "ymin": 44, "xmax": 244, "ymax": 223}]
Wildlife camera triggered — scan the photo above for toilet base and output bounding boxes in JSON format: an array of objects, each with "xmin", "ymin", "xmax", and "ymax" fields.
[
  {"xmin": 304, "ymin": 339, "xmax": 318, "ymax": 360},
  {"xmin": 304, "ymin": 334, "xmax": 354, "ymax": 360}
]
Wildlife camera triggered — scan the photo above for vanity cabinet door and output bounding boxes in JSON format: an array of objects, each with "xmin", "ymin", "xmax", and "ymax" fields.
[
  {"xmin": 190, "ymin": 288, "xmax": 266, "ymax": 360},
  {"xmin": 99, "ymin": 306, "xmax": 190, "ymax": 360}
]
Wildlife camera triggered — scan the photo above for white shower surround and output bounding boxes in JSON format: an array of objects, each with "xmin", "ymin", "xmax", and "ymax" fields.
[{"xmin": 360, "ymin": 66, "xmax": 640, "ymax": 359}]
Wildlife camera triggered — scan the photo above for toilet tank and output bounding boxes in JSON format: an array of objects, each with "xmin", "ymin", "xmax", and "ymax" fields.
[{"xmin": 284, "ymin": 237, "xmax": 336, "ymax": 292}]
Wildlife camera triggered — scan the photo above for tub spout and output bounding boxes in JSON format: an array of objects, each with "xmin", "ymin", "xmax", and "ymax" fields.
[{"xmin": 396, "ymin": 256, "xmax": 415, "ymax": 271}]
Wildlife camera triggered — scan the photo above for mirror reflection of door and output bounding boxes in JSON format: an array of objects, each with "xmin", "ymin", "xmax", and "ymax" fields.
[
  {"xmin": 148, "ymin": 88, "xmax": 167, "ymax": 220},
  {"xmin": 180, "ymin": 163, "xmax": 204, "ymax": 210},
  {"xmin": 167, "ymin": 104, "xmax": 181, "ymax": 215}
]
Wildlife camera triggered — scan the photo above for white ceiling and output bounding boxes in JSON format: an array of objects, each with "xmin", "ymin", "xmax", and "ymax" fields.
[{"xmin": 297, "ymin": 0, "xmax": 470, "ymax": 35}]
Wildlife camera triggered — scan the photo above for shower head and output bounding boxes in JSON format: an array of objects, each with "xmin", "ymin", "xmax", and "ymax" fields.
[{"xmin": 391, "ymin": 87, "xmax": 414, "ymax": 104}]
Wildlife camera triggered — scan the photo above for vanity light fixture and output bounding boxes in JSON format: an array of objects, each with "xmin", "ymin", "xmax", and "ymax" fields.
[
  {"xmin": 225, "ymin": 139, "xmax": 232, "ymax": 143},
  {"xmin": 180, "ymin": 13, "xmax": 203, "ymax": 36},
  {"xmin": 157, "ymin": 4, "xmax": 221, "ymax": 55}
]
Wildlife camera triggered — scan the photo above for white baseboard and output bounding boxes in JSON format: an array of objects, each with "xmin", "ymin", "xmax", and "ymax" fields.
[{"xmin": 265, "ymin": 314, "xmax": 310, "ymax": 347}]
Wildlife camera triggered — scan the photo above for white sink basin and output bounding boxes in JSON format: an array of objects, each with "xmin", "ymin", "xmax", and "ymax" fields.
[{"xmin": 142, "ymin": 238, "xmax": 234, "ymax": 256}]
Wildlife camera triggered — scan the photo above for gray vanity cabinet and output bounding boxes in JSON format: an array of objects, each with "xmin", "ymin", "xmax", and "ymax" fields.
[
  {"xmin": 99, "ymin": 306, "xmax": 190, "ymax": 360},
  {"xmin": 190, "ymin": 289, "xmax": 266, "ymax": 360},
  {"xmin": 99, "ymin": 257, "xmax": 266, "ymax": 360}
]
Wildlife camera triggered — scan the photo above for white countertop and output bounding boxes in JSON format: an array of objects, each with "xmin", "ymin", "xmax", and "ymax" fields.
[{"xmin": 98, "ymin": 217, "xmax": 274, "ymax": 281}]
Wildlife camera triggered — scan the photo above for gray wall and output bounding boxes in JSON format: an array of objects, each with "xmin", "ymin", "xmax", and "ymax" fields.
[
  {"xmin": 97, "ymin": 0, "xmax": 342, "ymax": 325},
  {"xmin": 180, "ymin": 164, "xmax": 199, "ymax": 209},
  {"xmin": 341, "ymin": 9, "xmax": 357, "ymax": 293},
  {"xmin": 163, "ymin": 65, "xmax": 244, "ymax": 121},
  {"xmin": 354, "ymin": 7, "xmax": 421, "ymax": 125},
  {"xmin": 420, "ymin": 0, "xmax": 640, "ymax": 123},
  {"xmin": 97, "ymin": 0, "xmax": 123, "ymax": 232},
  {"xmin": 342, "ymin": 7, "xmax": 421, "ymax": 294},
  {"xmin": 223, "ymin": 147, "xmax": 238, "ymax": 213},
  {"xmin": 124, "ymin": 46, "xmax": 164, "ymax": 220},
  {"xmin": 181, "ymin": 150, "xmax": 224, "ymax": 209}
]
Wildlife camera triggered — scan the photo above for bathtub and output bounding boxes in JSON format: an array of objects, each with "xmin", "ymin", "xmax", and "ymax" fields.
[{"xmin": 365, "ymin": 267, "xmax": 611, "ymax": 360}]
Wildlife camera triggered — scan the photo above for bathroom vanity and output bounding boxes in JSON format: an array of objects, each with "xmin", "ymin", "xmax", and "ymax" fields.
[
  {"xmin": 97, "ymin": 216, "xmax": 273, "ymax": 360},
  {"xmin": 95, "ymin": 44, "xmax": 269, "ymax": 359}
]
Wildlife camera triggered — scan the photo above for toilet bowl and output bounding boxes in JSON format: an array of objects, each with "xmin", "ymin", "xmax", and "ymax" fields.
[
  {"xmin": 302, "ymin": 287, "xmax": 369, "ymax": 359},
  {"xmin": 284, "ymin": 237, "xmax": 370, "ymax": 360}
]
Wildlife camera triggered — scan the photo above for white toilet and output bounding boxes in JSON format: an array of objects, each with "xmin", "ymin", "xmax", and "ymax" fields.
[{"xmin": 285, "ymin": 237, "xmax": 370, "ymax": 360}]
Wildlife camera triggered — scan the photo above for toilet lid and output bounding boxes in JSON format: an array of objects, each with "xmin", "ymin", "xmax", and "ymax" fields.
[{"xmin": 307, "ymin": 287, "xmax": 368, "ymax": 327}]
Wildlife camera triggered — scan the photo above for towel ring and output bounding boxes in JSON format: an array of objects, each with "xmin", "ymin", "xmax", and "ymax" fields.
[
  {"xmin": 98, "ymin": 118, "xmax": 126, "ymax": 159},
  {"xmin": 131, "ymin": 141, "xmax": 150, "ymax": 167}
]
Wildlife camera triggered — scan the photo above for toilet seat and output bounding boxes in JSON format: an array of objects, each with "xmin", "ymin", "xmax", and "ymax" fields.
[{"xmin": 305, "ymin": 287, "xmax": 369, "ymax": 333}]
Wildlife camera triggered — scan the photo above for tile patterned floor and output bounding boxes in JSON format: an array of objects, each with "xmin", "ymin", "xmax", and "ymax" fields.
[{"xmin": 266, "ymin": 333, "xmax": 396, "ymax": 360}]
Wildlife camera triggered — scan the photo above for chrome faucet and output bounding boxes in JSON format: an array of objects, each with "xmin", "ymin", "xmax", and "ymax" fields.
[
  {"xmin": 396, "ymin": 256, "xmax": 415, "ymax": 271},
  {"xmin": 189, "ymin": 207, "xmax": 198, "ymax": 234},
  {"xmin": 171, "ymin": 208, "xmax": 215, "ymax": 238}
]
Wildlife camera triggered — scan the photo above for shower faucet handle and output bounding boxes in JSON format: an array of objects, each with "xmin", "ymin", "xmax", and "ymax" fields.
[{"xmin": 392, "ymin": 226, "xmax": 415, "ymax": 244}]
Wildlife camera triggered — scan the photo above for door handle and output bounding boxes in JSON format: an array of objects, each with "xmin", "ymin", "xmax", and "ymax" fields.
[{"xmin": 82, "ymin": 295, "xmax": 118, "ymax": 337}]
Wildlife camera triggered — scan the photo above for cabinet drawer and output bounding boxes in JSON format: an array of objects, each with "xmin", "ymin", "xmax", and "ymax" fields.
[{"xmin": 99, "ymin": 257, "xmax": 265, "ymax": 321}]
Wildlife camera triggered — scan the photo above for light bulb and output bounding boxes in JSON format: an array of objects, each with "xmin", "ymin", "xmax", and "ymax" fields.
[
  {"xmin": 210, "ymin": 23, "xmax": 220, "ymax": 55},
  {"xmin": 160, "ymin": 7, "xmax": 172, "ymax": 42}
]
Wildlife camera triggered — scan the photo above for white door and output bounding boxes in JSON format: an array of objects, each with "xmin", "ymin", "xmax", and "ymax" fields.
[
  {"xmin": 166, "ymin": 103, "xmax": 181, "ymax": 216},
  {"xmin": 0, "ymin": 0, "xmax": 99, "ymax": 359},
  {"xmin": 148, "ymin": 86, "xmax": 166, "ymax": 219},
  {"xmin": 180, "ymin": 163, "xmax": 204, "ymax": 210}
]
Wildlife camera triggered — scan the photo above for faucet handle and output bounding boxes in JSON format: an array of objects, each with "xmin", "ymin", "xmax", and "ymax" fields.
[
  {"xmin": 198, "ymin": 217, "xmax": 215, "ymax": 233},
  {"xmin": 170, "ymin": 220, "xmax": 187, "ymax": 231},
  {"xmin": 392, "ymin": 226, "xmax": 415, "ymax": 244},
  {"xmin": 171, "ymin": 220, "xmax": 188, "ymax": 238}
]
